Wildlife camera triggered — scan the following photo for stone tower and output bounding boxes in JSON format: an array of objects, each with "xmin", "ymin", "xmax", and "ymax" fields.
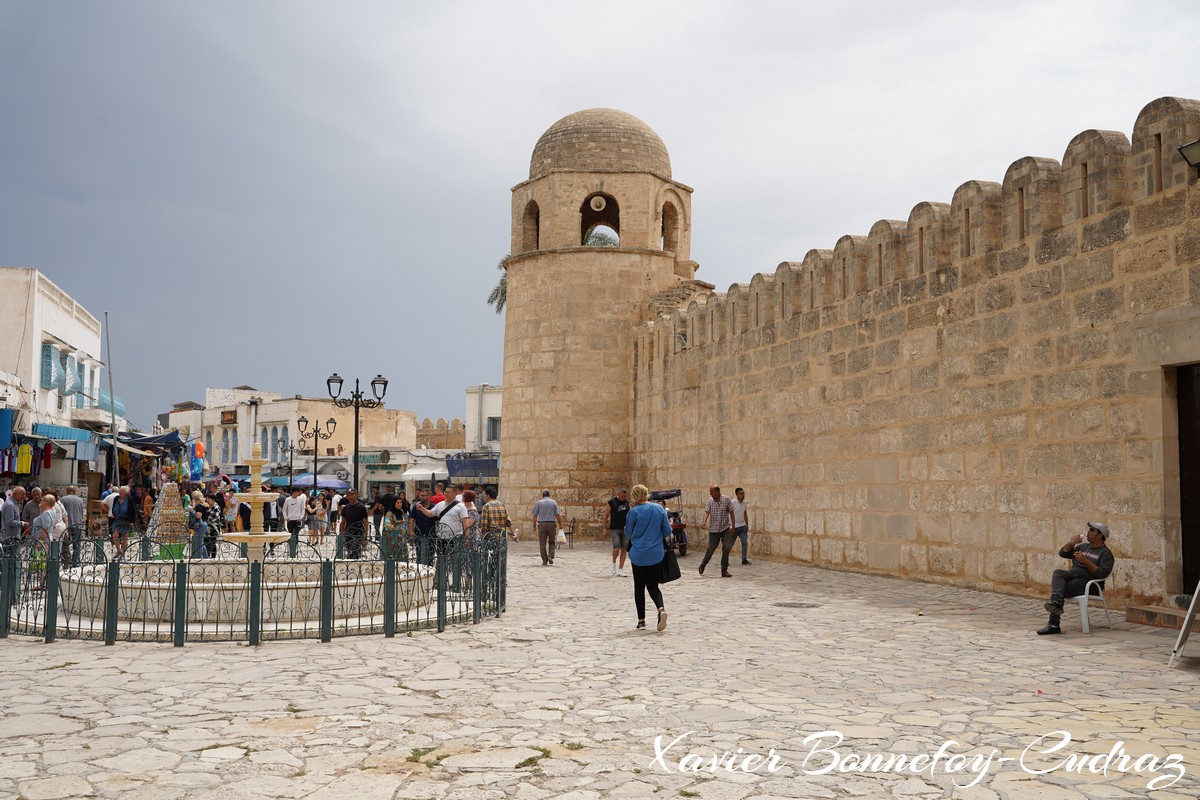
[{"xmin": 500, "ymin": 108, "xmax": 699, "ymax": 531}]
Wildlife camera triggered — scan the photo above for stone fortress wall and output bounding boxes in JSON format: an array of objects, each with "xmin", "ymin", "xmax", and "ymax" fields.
[{"xmin": 630, "ymin": 97, "xmax": 1200, "ymax": 603}]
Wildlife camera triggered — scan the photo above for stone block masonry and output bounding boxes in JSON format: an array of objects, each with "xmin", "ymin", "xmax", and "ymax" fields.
[{"xmin": 631, "ymin": 97, "xmax": 1200, "ymax": 604}]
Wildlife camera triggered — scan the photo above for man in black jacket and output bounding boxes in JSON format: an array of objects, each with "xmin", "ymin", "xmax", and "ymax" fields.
[{"xmin": 1037, "ymin": 522, "xmax": 1115, "ymax": 635}]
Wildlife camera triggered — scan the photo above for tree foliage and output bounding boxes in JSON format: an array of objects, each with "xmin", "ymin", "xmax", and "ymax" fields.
[{"xmin": 486, "ymin": 228, "xmax": 618, "ymax": 314}]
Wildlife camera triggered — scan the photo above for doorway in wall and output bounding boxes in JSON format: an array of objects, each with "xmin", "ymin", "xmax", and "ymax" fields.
[{"xmin": 1179, "ymin": 364, "xmax": 1200, "ymax": 592}]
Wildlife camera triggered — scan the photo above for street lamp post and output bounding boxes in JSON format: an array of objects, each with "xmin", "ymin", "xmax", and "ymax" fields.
[
  {"xmin": 297, "ymin": 416, "xmax": 336, "ymax": 492},
  {"xmin": 327, "ymin": 373, "xmax": 388, "ymax": 493},
  {"xmin": 296, "ymin": 416, "xmax": 335, "ymax": 556},
  {"xmin": 283, "ymin": 443, "xmax": 300, "ymax": 488}
]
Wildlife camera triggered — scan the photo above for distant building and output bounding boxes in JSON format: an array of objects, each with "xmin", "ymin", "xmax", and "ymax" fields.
[
  {"xmin": 164, "ymin": 386, "xmax": 416, "ymax": 487},
  {"xmin": 0, "ymin": 267, "xmax": 126, "ymax": 491},
  {"xmin": 416, "ymin": 417, "xmax": 465, "ymax": 450},
  {"xmin": 464, "ymin": 384, "xmax": 502, "ymax": 453}
]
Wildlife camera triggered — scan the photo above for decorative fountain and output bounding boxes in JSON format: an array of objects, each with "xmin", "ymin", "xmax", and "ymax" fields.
[
  {"xmin": 55, "ymin": 443, "xmax": 435, "ymax": 630},
  {"xmin": 221, "ymin": 443, "xmax": 292, "ymax": 561}
]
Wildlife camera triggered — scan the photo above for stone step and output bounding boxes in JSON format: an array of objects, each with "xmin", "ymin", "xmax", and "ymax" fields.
[{"xmin": 1125, "ymin": 604, "xmax": 1189, "ymax": 630}]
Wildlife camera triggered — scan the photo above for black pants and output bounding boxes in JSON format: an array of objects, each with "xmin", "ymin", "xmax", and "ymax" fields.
[
  {"xmin": 414, "ymin": 534, "xmax": 435, "ymax": 566},
  {"xmin": 632, "ymin": 559, "xmax": 665, "ymax": 621},
  {"xmin": 1048, "ymin": 569, "xmax": 1102, "ymax": 622},
  {"xmin": 274, "ymin": 519, "xmax": 302, "ymax": 554},
  {"xmin": 701, "ymin": 528, "xmax": 735, "ymax": 572}
]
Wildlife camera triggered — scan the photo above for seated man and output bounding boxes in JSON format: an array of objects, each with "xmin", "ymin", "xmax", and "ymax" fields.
[{"xmin": 1037, "ymin": 522, "xmax": 1114, "ymax": 635}]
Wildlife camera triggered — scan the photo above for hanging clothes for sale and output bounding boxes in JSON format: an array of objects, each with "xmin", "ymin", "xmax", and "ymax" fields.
[
  {"xmin": 16, "ymin": 443, "xmax": 33, "ymax": 474},
  {"xmin": 43, "ymin": 442, "xmax": 53, "ymax": 468},
  {"xmin": 0, "ymin": 409, "xmax": 13, "ymax": 450}
]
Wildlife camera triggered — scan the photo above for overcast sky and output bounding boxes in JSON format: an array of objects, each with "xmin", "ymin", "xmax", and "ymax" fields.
[{"xmin": 1, "ymin": 1, "xmax": 1196, "ymax": 430}]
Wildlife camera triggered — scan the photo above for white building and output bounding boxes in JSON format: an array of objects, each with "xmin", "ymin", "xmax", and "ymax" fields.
[
  {"xmin": 464, "ymin": 384, "xmax": 502, "ymax": 453},
  {"xmin": 0, "ymin": 267, "xmax": 125, "ymax": 489}
]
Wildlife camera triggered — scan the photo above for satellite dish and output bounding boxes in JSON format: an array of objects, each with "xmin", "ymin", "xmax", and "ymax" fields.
[
  {"xmin": 589, "ymin": 195, "xmax": 607, "ymax": 211},
  {"xmin": 381, "ymin": 450, "xmax": 391, "ymax": 464}
]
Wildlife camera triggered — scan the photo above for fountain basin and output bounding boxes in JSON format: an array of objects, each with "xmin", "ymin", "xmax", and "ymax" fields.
[{"xmin": 58, "ymin": 560, "xmax": 435, "ymax": 623}]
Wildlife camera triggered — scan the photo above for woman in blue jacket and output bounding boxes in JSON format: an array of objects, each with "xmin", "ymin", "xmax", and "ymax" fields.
[{"xmin": 624, "ymin": 484, "xmax": 672, "ymax": 631}]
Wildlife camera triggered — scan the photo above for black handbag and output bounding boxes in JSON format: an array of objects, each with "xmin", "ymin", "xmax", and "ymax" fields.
[{"xmin": 660, "ymin": 548, "xmax": 682, "ymax": 583}]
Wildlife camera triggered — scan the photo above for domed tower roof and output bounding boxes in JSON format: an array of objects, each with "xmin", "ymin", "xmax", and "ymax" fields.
[{"xmin": 529, "ymin": 108, "xmax": 671, "ymax": 180}]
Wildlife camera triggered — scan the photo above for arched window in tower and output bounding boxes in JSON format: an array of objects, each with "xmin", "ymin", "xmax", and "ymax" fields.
[
  {"xmin": 260, "ymin": 428, "xmax": 268, "ymax": 457},
  {"xmin": 232, "ymin": 430, "xmax": 239, "ymax": 464},
  {"xmin": 521, "ymin": 200, "xmax": 540, "ymax": 251},
  {"xmin": 580, "ymin": 193, "xmax": 620, "ymax": 246},
  {"xmin": 271, "ymin": 426, "xmax": 280, "ymax": 462},
  {"xmin": 221, "ymin": 430, "xmax": 229, "ymax": 466},
  {"xmin": 205, "ymin": 431, "xmax": 213, "ymax": 464},
  {"xmin": 661, "ymin": 200, "xmax": 679, "ymax": 252}
]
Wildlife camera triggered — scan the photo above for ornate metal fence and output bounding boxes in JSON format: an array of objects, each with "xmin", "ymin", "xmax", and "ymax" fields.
[{"xmin": 0, "ymin": 521, "xmax": 507, "ymax": 645}]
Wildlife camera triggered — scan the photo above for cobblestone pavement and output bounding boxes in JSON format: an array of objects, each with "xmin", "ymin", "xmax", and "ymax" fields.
[{"xmin": 1, "ymin": 540, "xmax": 1198, "ymax": 800}]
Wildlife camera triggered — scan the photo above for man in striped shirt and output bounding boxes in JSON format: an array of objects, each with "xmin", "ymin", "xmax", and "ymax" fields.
[
  {"xmin": 699, "ymin": 485, "xmax": 736, "ymax": 578},
  {"xmin": 480, "ymin": 487, "xmax": 515, "ymax": 540}
]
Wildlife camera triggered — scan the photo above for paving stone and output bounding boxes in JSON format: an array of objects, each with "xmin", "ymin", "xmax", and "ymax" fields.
[
  {"xmin": 16, "ymin": 774, "xmax": 94, "ymax": 800},
  {"xmin": 0, "ymin": 542, "xmax": 1197, "ymax": 797},
  {"xmin": 0, "ymin": 713, "xmax": 84, "ymax": 738}
]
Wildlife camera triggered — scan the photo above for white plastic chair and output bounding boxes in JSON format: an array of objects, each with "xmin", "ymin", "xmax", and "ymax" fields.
[{"xmin": 1074, "ymin": 577, "xmax": 1113, "ymax": 634}]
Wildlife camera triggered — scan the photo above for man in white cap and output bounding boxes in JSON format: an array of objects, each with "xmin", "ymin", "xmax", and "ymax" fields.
[{"xmin": 1037, "ymin": 522, "xmax": 1114, "ymax": 635}]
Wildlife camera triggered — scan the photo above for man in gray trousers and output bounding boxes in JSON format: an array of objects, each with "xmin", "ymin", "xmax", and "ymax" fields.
[{"xmin": 532, "ymin": 489, "xmax": 562, "ymax": 566}]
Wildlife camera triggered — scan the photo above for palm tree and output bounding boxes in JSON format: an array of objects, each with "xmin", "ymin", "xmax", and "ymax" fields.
[
  {"xmin": 487, "ymin": 254, "xmax": 509, "ymax": 315},
  {"xmin": 486, "ymin": 227, "xmax": 618, "ymax": 315}
]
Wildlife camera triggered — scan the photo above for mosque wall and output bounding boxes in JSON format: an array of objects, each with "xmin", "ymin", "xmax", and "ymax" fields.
[{"xmin": 629, "ymin": 97, "xmax": 1200, "ymax": 603}]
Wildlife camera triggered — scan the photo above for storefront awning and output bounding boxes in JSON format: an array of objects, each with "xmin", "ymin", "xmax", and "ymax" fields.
[
  {"xmin": 101, "ymin": 438, "xmax": 161, "ymax": 457},
  {"xmin": 399, "ymin": 463, "xmax": 449, "ymax": 481},
  {"xmin": 31, "ymin": 423, "xmax": 95, "ymax": 442}
]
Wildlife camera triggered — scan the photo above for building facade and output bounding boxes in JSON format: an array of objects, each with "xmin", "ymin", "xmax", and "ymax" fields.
[
  {"xmin": 0, "ymin": 267, "xmax": 125, "ymax": 489},
  {"xmin": 501, "ymin": 98, "xmax": 1200, "ymax": 605},
  {"xmin": 165, "ymin": 387, "xmax": 416, "ymax": 486},
  {"xmin": 464, "ymin": 384, "xmax": 502, "ymax": 453},
  {"xmin": 501, "ymin": 109, "xmax": 702, "ymax": 524}
]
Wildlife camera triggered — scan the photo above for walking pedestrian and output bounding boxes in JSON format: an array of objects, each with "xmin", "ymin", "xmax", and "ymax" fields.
[
  {"xmin": 111, "ymin": 486, "xmax": 137, "ymax": 555},
  {"xmin": 188, "ymin": 491, "xmax": 211, "ymax": 558},
  {"xmin": 282, "ymin": 486, "xmax": 306, "ymax": 553},
  {"xmin": 262, "ymin": 490, "xmax": 282, "ymax": 532},
  {"xmin": 339, "ymin": 489, "xmax": 369, "ymax": 559},
  {"xmin": 306, "ymin": 491, "xmax": 325, "ymax": 545},
  {"xmin": 698, "ymin": 485, "xmax": 735, "ymax": 578},
  {"xmin": 605, "ymin": 487, "xmax": 630, "ymax": 577},
  {"xmin": 60, "ymin": 485, "xmax": 85, "ymax": 566},
  {"xmin": 731, "ymin": 487, "xmax": 751, "ymax": 565},
  {"xmin": 141, "ymin": 486, "xmax": 157, "ymax": 533},
  {"xmin": 380, "ymin": 495, "xmax": 408, "ymax": 559},
  {"xmin": 624, "ymin": 484, "xmax": 671, "ymax": 631},
  {"xmin": 531, "ymin": 489, "xmax": 562, "ymax": 566},
  {"xmin": 409, "ymin": 488, "xmax": 437, "ymax": 565},
  {"xmin": 479, "ymin": 487, "xmax": 514, "ymax": 540},
  {"xmin": 370, "ymin": 485, "xmax": 396, "ymax": 541},
  {"xmin": 1, "ymin": 486, "xmax": 27, "ymax": 556},
  {"xmin": 22, "ymin": 487, "xmax": 43, "ymax": 527}
]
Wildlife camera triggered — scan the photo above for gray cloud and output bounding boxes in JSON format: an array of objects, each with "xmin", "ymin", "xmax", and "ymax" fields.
[{"xmin": 1, "ymin": 0, "xmax": 1195, "ymax": 428}]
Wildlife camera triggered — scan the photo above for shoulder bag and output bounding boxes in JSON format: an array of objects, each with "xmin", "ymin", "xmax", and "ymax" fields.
[{"xmin": 660, "ymin": 548, "xmax": 682, "ymax": 583}]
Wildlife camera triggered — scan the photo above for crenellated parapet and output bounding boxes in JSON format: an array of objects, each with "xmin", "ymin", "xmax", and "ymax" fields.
[
  {"xmin": 630, "ymin": 95, "xmax": 1200, "ymax": 601},
  {"xmin": 642, "ymin": 97, "xmax": 1200, "ymax": 360}
]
